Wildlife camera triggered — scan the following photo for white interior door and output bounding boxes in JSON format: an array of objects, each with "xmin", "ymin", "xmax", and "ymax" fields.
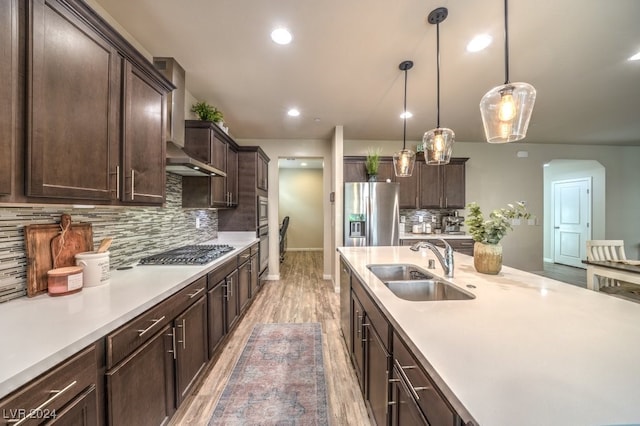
[{"xmin": 553, "ymin": 178, "xmax": 592, "ymax": 268}]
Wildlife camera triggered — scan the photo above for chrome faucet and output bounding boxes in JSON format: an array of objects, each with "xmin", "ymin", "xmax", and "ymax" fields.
[{"xmin": 410, "ymin": 239, "xmax": 454, "ymax": 278}]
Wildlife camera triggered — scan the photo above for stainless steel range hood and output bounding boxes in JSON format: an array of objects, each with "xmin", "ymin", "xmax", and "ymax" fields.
[
  {"xmin": 166, "ymin": 141, "xmax": 226, "ymax": 177},
  {"xmin": 154, "ymin": 57, "xmax": 225, "ymax": 177}
]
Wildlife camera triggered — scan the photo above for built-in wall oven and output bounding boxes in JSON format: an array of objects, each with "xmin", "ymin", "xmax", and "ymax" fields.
[
  {"xmin": 258, "ymin": 225, "xmax": 269, "ymax": 274},
  {"xmin": 258, "ymin": 195, "xmax": 268, "ymax": 228}
]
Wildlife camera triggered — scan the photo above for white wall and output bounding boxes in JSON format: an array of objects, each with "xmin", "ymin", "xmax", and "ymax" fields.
[
  {"xmin": 345, "ymin": 139, "xmax": 640, "ymax": 270},
  {"xmin": 279, "ymin": 168, "xmax": 323, "ymax": 250}
]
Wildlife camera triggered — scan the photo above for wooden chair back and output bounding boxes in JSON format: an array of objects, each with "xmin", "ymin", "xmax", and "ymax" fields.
[{"xmin": 586, "ymin": 240, "xmax": 627, "ymax": 262}]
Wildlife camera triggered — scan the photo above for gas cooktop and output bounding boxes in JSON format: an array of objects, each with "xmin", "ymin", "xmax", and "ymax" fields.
[{"xmin": 138, "ymin": 244, "xmax": 235, "ymax": 265}]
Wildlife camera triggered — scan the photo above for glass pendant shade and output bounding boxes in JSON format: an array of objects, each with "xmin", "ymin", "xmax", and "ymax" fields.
[
  {"xmin": 423, "ymin": 127, "xmax": 454, "ymax": 165},
  {"xmin": 393, "ymin": 148, "xmax": 416, "ymax": 177},
  {"xmin": 393, "ymin": 60, "xmax": 415, "ymax": 177},
  {"xmin": 480, "ymin": 82, "xmax": 536, "ymax": 143}
]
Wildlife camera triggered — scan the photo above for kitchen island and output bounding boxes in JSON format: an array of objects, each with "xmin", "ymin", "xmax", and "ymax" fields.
[
  {"xmin": 339, "ymin": 245, "xmax": 640, "ymax": 425},
  {"xmin": 0, "ymin": 232, "xmax": 258, "ymax": 400}
]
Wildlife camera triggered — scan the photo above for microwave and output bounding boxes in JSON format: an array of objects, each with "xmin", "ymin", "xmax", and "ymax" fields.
[{"xmin": 258, "ymin": 196, "xmax": 268, "ymax": 227}]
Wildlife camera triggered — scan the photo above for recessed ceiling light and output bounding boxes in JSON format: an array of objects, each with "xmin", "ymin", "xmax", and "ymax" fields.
[
  {"xmin": 300, "ymin": 162, "xmax": 308, "ymax": 167},
  {"xmin": 271, "ymin": 28, "xmax": 292, "ymax": 45},
  {"xmin": 400, "ymin": 111, "xmax": 413, "ymax": 119},
  {"xmin": 467, "ymin": 34, "xmax": 492, "ymax": 52},
  {"xmin": 629, "ymin": 51, "xmax": 640, "ymax": 61},
  {"xmin": 287, "ymin": 108, "xmax": 300, "ymax": 117}
]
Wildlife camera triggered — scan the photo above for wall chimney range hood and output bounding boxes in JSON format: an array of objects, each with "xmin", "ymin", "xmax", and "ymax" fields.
[
  {"xmin": 166, "ymin": 141, "xmax": 226, "ymax": 177},
  {"xmin": 154, "ymin": 57, "xmax": 224, "ymax": 177}
]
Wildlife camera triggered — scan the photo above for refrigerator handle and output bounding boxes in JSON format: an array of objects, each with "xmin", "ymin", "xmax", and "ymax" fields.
[{"xmin": 364, "ymin": 194, "xmax": 370, "ymax": 245}]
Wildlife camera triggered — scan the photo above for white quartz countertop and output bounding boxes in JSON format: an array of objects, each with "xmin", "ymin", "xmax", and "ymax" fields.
[
  {"xmin": 399, "ymin": 231, "xmax": 471, "ymax": 240},
  {"xmin": 338, "ymin": 245, "xmax": 640, "ymax": 426},
  {"xmin": 0, "ymin": 232, "xmax": 258, "ymax": 399}
]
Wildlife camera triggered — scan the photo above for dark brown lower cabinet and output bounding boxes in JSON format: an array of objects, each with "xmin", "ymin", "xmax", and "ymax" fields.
[
  {"xmin": 366, "ymin": 325, "xmax": 390, "ymax": 426},
  {"xmin": 238, "ymin": 252, "xmax": 251, "ymax": 312},
  {"xmin": 0, "ymin": 345, "xmax": 99, "ymax": 426},
  {"xmin": 175, "ymin": 296, "xmax": 208, "ymax": 405},
  {"xmin": 389, "ymin": 365, "xmax": 428, "ymax": 426},
  {"xmin": 47, "ymin": 385, "xmax": 98, "ymax": 426},
  {"xmin": 106, "ymin": 324, "xmax": 176, "ymax": 426},
  {"xmin": 225, "ymin": 270, "xmax": 240, "ymax": 331},
  {"xmin": 207, "ymin": 279, "xmax": 227, "ymax": 358},
  {"xmin": 350, "ymin": 291, "xmax": 365, "ymax": 391},
  {"xmin": 249, "ymin": 252, "xmax": 259, "ymax": 297}
]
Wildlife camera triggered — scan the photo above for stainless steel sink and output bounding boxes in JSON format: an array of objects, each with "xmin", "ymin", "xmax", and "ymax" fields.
[
  {"xmin": 384, "ymin": 280, "xmax": 475, "ymax": 301},
  {"xmin": 367, "ymin": 263, "xmax": 474, "ymax": 301},
  {"xmin": 367, "ymin": 264, "xmax": 434, "ymax": 282}
]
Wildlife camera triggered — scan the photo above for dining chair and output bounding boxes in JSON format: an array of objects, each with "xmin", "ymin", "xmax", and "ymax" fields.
[{"xmin": 586, "ymin": 240, "xmax": 626, "ymax": 288}]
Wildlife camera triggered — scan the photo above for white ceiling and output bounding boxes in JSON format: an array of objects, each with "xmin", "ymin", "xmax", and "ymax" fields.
[{"xmin": 94, "ymin": 0, "xmax": 640, "ymax": 146}]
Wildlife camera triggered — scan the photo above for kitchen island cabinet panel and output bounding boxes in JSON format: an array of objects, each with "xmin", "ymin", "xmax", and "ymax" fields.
[
  {"xmin": 106, "ymin": 324, "xmax": 176, "ymax": 426},
  {"xmin": 27, "ymin": 0, "xmax": 120, "ymax": 201},
  {"xmin": 393, "ymin": 333, "xmax": 457, "ymax": 426}
]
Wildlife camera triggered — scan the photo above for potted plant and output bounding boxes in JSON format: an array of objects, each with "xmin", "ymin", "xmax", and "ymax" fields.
[
  {"xmin": 365, "ymin": 147, "xmax": 381, "ymax": 181},
  {"xmin": 465, "ymin": 201, "xmax": 531, "ymax": 274},
  {"xmin": 191, "ymin": 101, "xmax": 224, "ymax": 124}
]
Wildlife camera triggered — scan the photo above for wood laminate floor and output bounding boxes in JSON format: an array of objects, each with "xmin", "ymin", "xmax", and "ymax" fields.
[
  {"xmin": 532, "ymin": 262, "xmax": 588, "ymax": 288},
  {"xmin": 170, "ymin": 251, "xmax": 371, "ymax": 425}
]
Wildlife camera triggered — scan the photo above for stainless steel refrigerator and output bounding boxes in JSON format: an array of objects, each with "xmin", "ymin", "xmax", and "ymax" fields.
[{"xmin": 343, "ymin": 182, "xmax": 400, "ymax": 247}]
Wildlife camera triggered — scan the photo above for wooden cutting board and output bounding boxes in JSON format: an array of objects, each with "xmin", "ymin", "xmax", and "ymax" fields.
[{"xmin": 24, "ymin": 216, "xmax": 93, "ymax": 297}]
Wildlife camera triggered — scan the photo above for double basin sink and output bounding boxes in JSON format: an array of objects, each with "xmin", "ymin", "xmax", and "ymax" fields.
[{"xmin": 367, "ymin": 264, "xmax": 474, "ymax": 301}]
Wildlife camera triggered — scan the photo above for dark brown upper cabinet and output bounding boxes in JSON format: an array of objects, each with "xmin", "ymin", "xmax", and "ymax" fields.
[
  {"xmin": 418, "ymin": 158, "xmax": 468, "ymax": 209},
  {"xmin": 27, "ymin": 0, "xmax": 120, "ymax": 201},
  {"xmin": 121, "ymin": 60, "xmax": 166, "ymax": 204},
  {"xmin": 343, "ymin": 156, "xmax": 468, "ymax": 210},
  {"xmin": 24, "ymin": 0, "xmax": 173, "ymax": 205},
  {"xmin": 182, "ymin": 121, "xmax": 241, "ymax": 208},
  {"xmin": 0, "ymin": 0, "xmax": 18, "ymax": 197}
]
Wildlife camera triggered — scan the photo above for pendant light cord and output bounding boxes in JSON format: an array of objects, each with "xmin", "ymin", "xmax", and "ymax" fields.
[
  {"xmin": 504, "ymin": 0, "xmax": 510, "ymax": 84},
  {"xmin": 436, "ymin": 21, "xmax": 441, "ymax": 128},
  {"xmin": 402, "ymin": 67, "xmax": 408, "ymax": 150}
]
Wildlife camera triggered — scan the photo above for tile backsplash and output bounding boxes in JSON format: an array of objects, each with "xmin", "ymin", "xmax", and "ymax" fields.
[{"xmin": 0, "ymin": 173, "xmax": 217, "ymax": 303}]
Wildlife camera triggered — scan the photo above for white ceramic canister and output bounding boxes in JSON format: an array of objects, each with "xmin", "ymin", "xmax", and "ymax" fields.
[{"xmin": 75, "ymin": 251, "xmax": 110, "ymax": 287}]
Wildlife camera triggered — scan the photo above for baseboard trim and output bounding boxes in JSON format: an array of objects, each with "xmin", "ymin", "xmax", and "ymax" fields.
[
  {"xmin": 543, "ymin": 257, "xmax": 553, "ymax": 263},
  {"xmin": 322, "ymin": 274, "xmax": 332, "ymax": 280},
  {"xmin": 286, "ymin": 248, "xmax": 323, "ymax": 252},
  {"xmin": 264, "ymin": 274, "xmax": 280, "ymax": 280}
]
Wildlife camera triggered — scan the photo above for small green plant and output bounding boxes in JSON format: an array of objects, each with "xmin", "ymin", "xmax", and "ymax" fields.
[
  {"xmin": 191, "ymin": 101, "xmax": 224, "ymax": 122},
  {"xmin": 365, "ymin": 147, "xmax": 381, "ymax": 176},
  {"xmin": 465, "ymin": 201, "xmax": 531, "ymax": 245}
]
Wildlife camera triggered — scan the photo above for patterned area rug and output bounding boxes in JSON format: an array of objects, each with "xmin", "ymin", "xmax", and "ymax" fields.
[{"xmin": 209, "ymin": 323, "xmax": 329, "ymax": 425}]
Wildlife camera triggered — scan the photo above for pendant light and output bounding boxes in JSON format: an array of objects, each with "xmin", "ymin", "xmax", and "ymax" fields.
[
  {"xmin": 423, "ymin": 7, "xmax": 454, "ymax": 166},
  {"xmin": 479, "ymin": 0, "xmax": 536, "ymax": 143},
  {"xmin": 393, "ymin": 61, "xmax": 416, "ymax": 177}
]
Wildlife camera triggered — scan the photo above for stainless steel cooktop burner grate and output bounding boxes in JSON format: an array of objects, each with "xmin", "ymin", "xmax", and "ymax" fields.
[{"xmin": 138, "ymin": 244, "xmax": 235, "ymax": 265}]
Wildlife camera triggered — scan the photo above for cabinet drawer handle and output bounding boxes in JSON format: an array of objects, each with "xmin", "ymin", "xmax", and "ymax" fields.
[
  {"xmin": 187, "ymin": 287, "xmax": 205, "ymax": 299},
  {"xmin": 130, "ymin": 169, "xmax": 135, "ymax": 200},
  {"xmin": 394, "ymin": 359, "xmax": 429, "ymax": 401},
  {"xmin": 177, "ymin": 318, "xmax": 186, "ymax": 349},
  {"xmin": 12, "ymin": 380, "xmax": 77, "ymax": 426},
  {"xmin": 168, "ymin": 328, "xmax": 177, "ymax": 360},
  {"xmin": 137, "ymin": 316, "xmax": 166, "ymax": 337},
  {"xmin": 361, "ymin": 322, "xmax": 370, "ymax": 343}
]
